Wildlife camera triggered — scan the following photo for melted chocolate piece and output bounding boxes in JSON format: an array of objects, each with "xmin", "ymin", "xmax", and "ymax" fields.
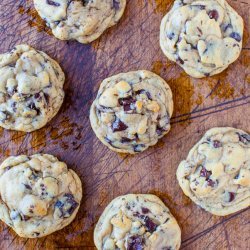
[
  {"xmin": 127, "ymin": 235, "xmax": 145, "ymax": 250},
  {"xmin": 238, "ymin": 133, "xmax": 250, "ymax": 145},
  {"xmin": 24, "ymin": 184, "xmax": 32, "ymax": 190},
  {"xmin": 141, "ymin": 207, "xmax": 150, "ymax": 214},
  {"xmin": 46, "ymin": 0, "xmax": 60, "ymax": 7},
  {"xmin": 111, "ymin": 117, "xmax": 128, "ymax": 132},
  {"xmin": 208, "ymin": 10, "xmax": 219, "ymax": 21},
  {"xmin": 200, "ymin": 166, "xmax": 212, "ymax": 180},
  {"xmin": 207, "ymin": 179, "xmax": 216, "ymax": 187},
  {"xmin": 121, "ymin": 137, "xmax": 134, "ymax": 143},
  {"xmin": 230, "ymin": 32, "xmax": 241, "ymax": 42},
  {"xmin": 144, "ymin": 216, "xmax": 158, "ymax": 233}
]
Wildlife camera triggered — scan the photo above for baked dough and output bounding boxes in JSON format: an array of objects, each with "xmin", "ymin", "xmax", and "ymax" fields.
[
  {"xmin": 177, "ymin": 127, "xmax": 250, "ymax": 216},
  {"xmin": 90, "ymin": 70, "xmax": 173, "ymax": 154},
  {"xmin": 94, "ymin": 194, "xmax": 181, "ymax": 250},
  {"xmin": 0, "ymin": 154, "xmax": 82, "ymax": 237},
  {"xmin": 0, "ymin": 44, "xmax": 65, "ymax": 132},
  {"xmin": 160, "ymin": 0, "xmax": 244, "ymax": 78},
  {"xmin": 34, "ymin": 0, "xmax": 126, "ymax": 43}
]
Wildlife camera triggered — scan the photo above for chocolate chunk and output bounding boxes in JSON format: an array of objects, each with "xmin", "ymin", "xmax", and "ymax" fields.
[
  {"xmin": 24, "ymin": 184, "xmax": 32, "ymax": 190},
  {"xmin": 127, "ymin": 235, "xmax": 145, "ymax": 250},
  {"xmin": 177, "ymin": 57, "xmax": 184, "ymax": 65},
  {"xmin": 134, "ymin": 144, "xmax": 145, "ymax": 153},
  {"xmin": 135, "ymin": 89, "xmax": 152, "ymax": 100},
  {"xmin": 111, "ymin": 117, "xmax": 128, "ymax": 132},
  {"xmin": 228, "ymin": 192, "xmax": 236, "ymax": 202},
  {"xmin": 46, "ymin": 0, "xmax": 60, "ymax": 7},
  {"xmin": 113, "ymin": 0, "xmax": 120, "ymax": 10},
  {"xmin": 208, "ymin": 10, "xmax": 219, "ymax": 21},
  {"xmin": 121, "ymin": 137, "xmax": 134, "ymax": 143},
  {"xmin": 238, "ymin": 133, "xmax": 250, "ymax": 145},
  {"xmin": 55, "ymin": 193, "xmax": 79, "ymax": 218},
  {"xmin": 207, "ymin": 179, "xmax": 216, "ymax": 187},
  {"xmin": 118, "ymin": 96, "xmax": 136, "ymax": 112},
  {"xmin": 213, "ymin": 140, "xmax": 222, "ymax": 148},
  {"xmin": 200, "ymin": 166, "xmax": 212, "ymax": 180},
  {"xmin": 28, "ymin": 103, "xmax": 41, "ymax": 115},
  {"xmin": 33, "ymin": 232, "xmax": 40, "ymax": 237},
  {"xmin": 142, "ymin": 207, "xmax": 150, "ymax": 214},
  {"xmin": 144, "ymin": 216, "xmax": 158, "ymax": 233},
  {"xmin": 230, "ymin": 32, "xmax": 241, "ymax": 42},
  {"xmin": 167, "ymin": 32, "xmax": 175, "ymax": 40}
]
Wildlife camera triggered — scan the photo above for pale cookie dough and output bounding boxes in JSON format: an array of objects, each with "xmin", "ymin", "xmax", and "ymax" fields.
[
  {"xmin": 160, "ymin": 0, "xmax": 244, "ymax": 78},
  {"xmin": 0, "ymin": 44, "xmax": 65, "ymax": 132},
  {"xmin": 94, "ymin": 194, "xmax": 181, "ymax": 250},
  {"xmin": 177, "ymin": 127, "xmax": 250, "ymax": 216},
  {"xmin": 0, "ymin": 154, "xmax": 82, "ymax": 238},
  {"xmin": 34, "ymin": 0, "xmax": 126, "ymax": 43},
  {"xmin": 90, "ymin": 70, "xmax": 173, "ymax": 154}
]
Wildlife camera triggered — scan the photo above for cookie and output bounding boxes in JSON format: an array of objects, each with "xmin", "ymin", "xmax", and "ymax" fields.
[
  {"xmin": 177, "ymin": 127, "xmax": 250, "ymax": 216},
  {"xmin": 90, "ymin": 70, "xmax": 173, "ymax": 154},
  {"xmin": 34, "ymin": 0, "xmax": 126, "ymax": 44},
  {"xmin": 94, "ymin": 194, "xmax": 181, "ymax": 250},
  {"xmin": 160, "ymin": 0, "xmax": 244, "ymax": 78},
  {"xmin": 0, "ymin": 44, "xmax": 65, "ymax": 132},
  {"xmin": 0, "ymin": 154, "xmax": 82, "ymax": 238}
]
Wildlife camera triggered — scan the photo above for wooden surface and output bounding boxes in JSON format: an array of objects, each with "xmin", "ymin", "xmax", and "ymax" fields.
[{"xmin": 0, "ymin": 0, "xmax": 249, "ymax": 249}]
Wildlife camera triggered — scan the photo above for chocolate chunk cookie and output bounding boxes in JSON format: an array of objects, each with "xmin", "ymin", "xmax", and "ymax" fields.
[
  {"xmin": 160, "ymin": 0, "xmax": 244, "ymax": 78},
  {"xmin": 34, "ymin": 0, "xmax": 126, "ymax": 43},
  {"xmin": 177, "ymin": 127, "xmax": 250, "ymax": 216},
  {"xmin": 90, "ymin": 70, "xmax": 173, "ymax": 154},
  {"xmin": 0, "ymin": 154, "xmax": 82, "ymax": 238},
  {"xmin": 94, "ymin": 194, "xmax": 181, "ymax": 250},
  {"xmin": 0, "ymin": 44, "xmax": 65, "ymax": 132}
]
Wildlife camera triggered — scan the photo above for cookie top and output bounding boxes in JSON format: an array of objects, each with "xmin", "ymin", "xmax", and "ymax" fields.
[
  {"xmin": 0, "ymin": 44, "xmax": 65, "ymax": 132},
  {"xmin": 94, "ymin": 194, "xmax": 181, "ymax": 250},
  {"xmin": 160, "ymin": 0, "xmax": 244, "ymax": 78},
  {"xmin": 177, "ymin": 127, "xmax": 250, "ymax": 216},
  {"xmin": 34, "ymin": 0, "xmax": 126, "ymax": 43},
  {"xmin": 0, "ymin": 154, "xmax": 82, "ymax": 238},
  {"xmin": 90, "ymin": 70, "xmax": 173, "ymax": 154}
]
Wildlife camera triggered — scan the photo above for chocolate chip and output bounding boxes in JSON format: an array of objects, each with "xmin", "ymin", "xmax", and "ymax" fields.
[
  {"xmin": 144, "ymin": 216, "xmax": 158, "ymax": 233},
  {"xmin": 208, "ymin": 10, "xmax": 219, "ymax": 21},
  {"xmin": 134, "ymin": 144, "xmax": 145, "ymax": 153},
  {"xmin": 0, "ymin": 111, "xmax": 10, "ymax": 122},
  {"xmin": 197, "ymin": 27, "xmax": 203, "ymax": 35},
  {"xmin": 33, "ymin": 232, "xmax": 40, "ymax": 237},
  {"xmin": 238, "ymin": 133, "xmax": 250, "ymax": 145},
  {"xmin": 121, "ymin": 137, "xmax": 134, "ymax": 143},
  {"xmin": 135, "ymin": 89, "xmax": 152, "ymax": 100},
  {"xmin": 28, "ymin": 103, "xmax": 41, "ymax": 115},
  {"xmin": 228, "ymin": 192, "xmax": 236, "ymax": 202},
  {"xmin": 200, "ymin": 166, "xmax": 212, "ymax": 180},
  {"xmin": 127, "ymin": 235, "xmax": 145, "ymax": 250},
  {"xmin": 213, "ymin": 140, "xmax": 222, "ymax": 148},
  {"xmin": 156, "ymin": 126, "xmax": 167, "ymax": 136},
  {"xmin": 21, "ymin": 214, "xmax": 31, "ymax": 221},
  {"xmin": 46, "ymin": 0, "xmax": 60, "ymax": 7},
  {"xmin": 141, "ymin": 207, "xmax": 150, "ymax": 214},
  {"xmin": 118, "ymin": 96, "xmax": 136, "ymax": 112},
  {"xmin": 11, "ymin": 102, "xmax": 17, "ymax": 112},
  {"xmin": 44, "ymin": 93, "xmax": 50, "ymax": 105},
  {"xmin": 230, "ymin": 32, "xmax": 241, "ymax": 42},
  {"xmin": 111, "ymin": 117, "xmax": 128, "ymax": 132}
]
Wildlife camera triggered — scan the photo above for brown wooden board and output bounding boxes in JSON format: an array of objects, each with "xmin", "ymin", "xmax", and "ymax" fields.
[{"xmin": 0, "ymin": 0, "xmax": 249, "ymax": 249}]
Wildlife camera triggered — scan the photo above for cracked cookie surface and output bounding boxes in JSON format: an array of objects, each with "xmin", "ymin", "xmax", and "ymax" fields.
[
  {"xmin": 177, "ymin": 127, "xmax": 250, "ymax": 216},
  {"xmin": 0, "ymin": 154, "xmax": 82, "ymax": 238},
  {"xmin": 160, "ymin": 0, "xmax": 243, "ymax": 78},
  {"xmin": 0, "ymin": 44, "xmax": 65, "ymax": 132},
  {"xmin": 34, "ymin": 0, "xmax": 126, "ymax": 43},
  {"xmin": 94, "ymin": 194, "xmax": 181, "ymax": 250},
  {"xmin": 90, "ymin": 70, "xmax": 173, "ymax": 154}
]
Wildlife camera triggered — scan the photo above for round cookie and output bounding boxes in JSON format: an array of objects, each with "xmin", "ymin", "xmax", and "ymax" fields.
[
  {"xmin": 34, "ymin": 0, "xmax": 127, "ymax": 44},
  {"xmin": 90, "ymin": 70, "xmax": 173, "ymax": 154},
  {"xmin": 0, "ymin": 44, "xmax": 65, "ymax": 132},
  {"xmin": 0, "ymin": 154, "xmax": 82, "ymax": 238},
  {"xmin": 94, "ymin": 194, "xmax": 181, "ymax": 250},
  {"xmin": 177, "ymin": 127, "xmax": 250, "ymax": 216},
  {"xmin": 160, "ymin": 0, "xmax": 244, "ymax": 78}
]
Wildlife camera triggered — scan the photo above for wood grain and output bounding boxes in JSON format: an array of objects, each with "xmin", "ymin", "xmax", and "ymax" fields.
[{"xmin": 0, "ymin": 0, "xmax": 249, "ymax": 249}]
